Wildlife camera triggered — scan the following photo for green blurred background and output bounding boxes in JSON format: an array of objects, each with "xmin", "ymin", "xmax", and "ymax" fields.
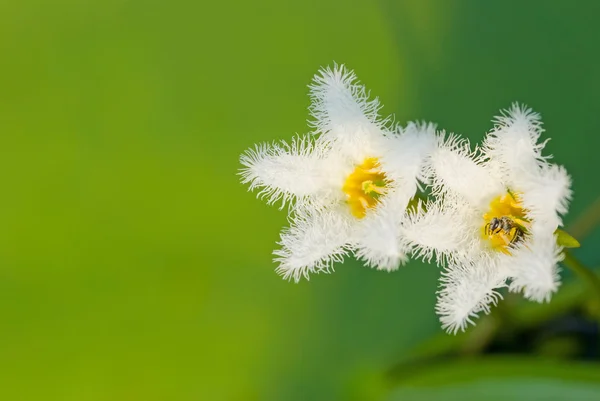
[{"xmin": 1, "ymin": 0, "xmax": 599, "ymax": 400}]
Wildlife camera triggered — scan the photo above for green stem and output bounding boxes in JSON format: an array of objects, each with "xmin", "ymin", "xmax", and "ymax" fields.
[{"xmin": 562, "ymin": 251, "xmax": 600, "ymax": 303}]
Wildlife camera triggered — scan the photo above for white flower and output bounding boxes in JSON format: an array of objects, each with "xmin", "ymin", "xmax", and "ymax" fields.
[
  {"xmin": 402, "ymin": 104, "xmax": 572, "ymax": 333},
  {"xmin": 240, "ymin": 64, "xmax": 437, "ymax": 282}
]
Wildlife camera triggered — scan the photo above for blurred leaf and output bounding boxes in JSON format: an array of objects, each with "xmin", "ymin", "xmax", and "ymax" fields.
[
  {"xmin": 511, "ymin": 278, "xmax": 586, "ymax": 327},
  {"xmin": 387, "ymin": 356, "xmax": 600, "ymax": 400},
  {"xmin": 390, "ymin": 277, "xmax": 587, "ymax": 365},
  {"xmin": 387, "ymin": 378, "xmax": 600, "ymax": 401},
  {"xmin": 556, "ymin": 229, "xmax": 581, "ymax": 248},
  {"xmin": 388, "ymin": 356, "xmax": 600, "ymax": 388}
]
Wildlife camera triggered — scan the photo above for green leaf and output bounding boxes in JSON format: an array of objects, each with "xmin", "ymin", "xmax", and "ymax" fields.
[
  {"xmin": 387, "ymin": 379, "xmax": 600, "ymax": 401},
  {"xmin": 386, "ymin": 356, "xmax": 600, "ymax": 401},
  {"xmin": 391, "ymin": 356, "xmax": 600, "ymax": 386},
  {"xmin": 555, "ymin": 228, "xmax": 581, "ymax": 248}
]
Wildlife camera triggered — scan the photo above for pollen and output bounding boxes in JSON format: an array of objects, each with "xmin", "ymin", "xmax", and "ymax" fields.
[
  {"xmin": 342, "ymin": 157, "xmax": 387, "ymax": 218},
  {"xmin": 481, "ymin": 191, "xmax": 530, "ymax": 254}
]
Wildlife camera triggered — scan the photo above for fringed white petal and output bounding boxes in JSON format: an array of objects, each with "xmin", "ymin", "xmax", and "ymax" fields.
[
  {"xmin": 353, "ymin": 189, "xmax": 413, "ymax": 271},
  {"xmin": 380, "ymin": 121, "xmax": 438, "ymax": 186},
  {"xmin": 484, "ymin": 103, "xmax": 550, "ymax": 177},
  {"xmin": 273, "ymin": 208, "xmax": 353, "ymax": 283},
  {"xmin": 426, "ymin": 132, "xmax": 503, "ymax": 208},
  {"xmin": 309, "ymin": 64, "xmax": 386, "ymax": 161},
  {"xmin": 239, "ymin": 135, "xmax": 346, "ymax": 210},
  {"xmin": 518, "ymin": 164, "xmax": 572, "ymax": 233},
  {"xmin": 507, "ymin": 234, "xmax": 563, "ymax": 303},
  {"xmin": 401, "ymin": 196, "xmax": 473, "ymax": 265},
  {"xmin": 436, "ymin": 257, "xmax": 507, "ymax": 334}
]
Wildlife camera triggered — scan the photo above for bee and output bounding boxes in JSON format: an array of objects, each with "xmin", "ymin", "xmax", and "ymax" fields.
[{"xmin": 485, "ymin": 216, "xmax": 525, "ymax": 246}]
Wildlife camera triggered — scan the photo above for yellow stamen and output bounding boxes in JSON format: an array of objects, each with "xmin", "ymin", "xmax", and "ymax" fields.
[
  {"xmin": 481, "ymin": 191, "xmax": 530, "ymax": 254},
  {"xmin": 362, "ymin": 180, "xmax": 386, "ymax": 195},
  {"xmin": 342, "ymin": 157, "xmax": 387, "ymax": 218}
]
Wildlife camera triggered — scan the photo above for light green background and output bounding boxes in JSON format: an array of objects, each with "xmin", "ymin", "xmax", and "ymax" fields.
[{"xmin": 0, "ymin": 1, "xmax": 599, "ymax": 400}]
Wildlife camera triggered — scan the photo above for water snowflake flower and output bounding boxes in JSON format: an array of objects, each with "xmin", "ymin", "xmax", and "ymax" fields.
[
  {"xmin": 402, "ymin": 104, "xmax": 572, "ymax": 333},
  {"xmin": 240, "ymin": 64, "xmax": 436, "ymax": 282}
]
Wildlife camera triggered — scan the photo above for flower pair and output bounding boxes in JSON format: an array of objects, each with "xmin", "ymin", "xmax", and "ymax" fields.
[{"xmin": 239, "ymin": 65, "xmax": 574, "ymax": 333}]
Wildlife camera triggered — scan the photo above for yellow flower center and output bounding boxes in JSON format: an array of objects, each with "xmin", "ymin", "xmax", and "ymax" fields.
[
  {"xmin": 342, "ymin": 157, "xmax": 387, "ymax": 219},
  {"xmin": 482, "ymin": 191, "xmax": 530, "ymax": 254}
]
